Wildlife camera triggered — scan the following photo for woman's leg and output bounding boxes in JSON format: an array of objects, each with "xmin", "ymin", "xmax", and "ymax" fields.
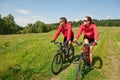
[
  {"xmin": 89, "ymin": 46, "xmax": 94, "ymax": 69},
  {"xmin": 90, "ymin": 46, "xmax": 93, "ymax": 62},
  {"xmin": 84, "ymin": 38, "xmax": 89, "ymax": 44}
]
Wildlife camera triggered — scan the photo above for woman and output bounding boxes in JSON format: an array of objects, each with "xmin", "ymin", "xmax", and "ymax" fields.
[{"xmin": 74, "ymin": 16, "xmax": 98, "ymax": 70}]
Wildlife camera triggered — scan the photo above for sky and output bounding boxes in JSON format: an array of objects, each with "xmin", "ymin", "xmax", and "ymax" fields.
[{"xmin": 0, "ymin": 0, "xmax": 120, "ymax": 26}]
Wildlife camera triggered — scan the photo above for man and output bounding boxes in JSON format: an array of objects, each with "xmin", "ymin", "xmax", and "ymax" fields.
[{"xmin": 51, "ymin": 17, "xmax": 74, "ymax": 53}]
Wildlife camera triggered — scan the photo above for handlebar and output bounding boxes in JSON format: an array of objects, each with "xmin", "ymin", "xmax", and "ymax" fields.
[
  {"xmin": 75, "ymin": 41, "xmax": 83, "ymax": 46},
  {"xmin": 51, "ymin": 41, "xmax": 65, "ymax": 46},
  {"xmin": 75, "ymin": 41, "xmax": 97, "ymax": 47},
  {"xmin": 51, "ymin": 41, "xmax": 70, "ymax": 48},
  {"xmin": 51, "ymin": 41, "xmax": 64, "ymax": 44}
]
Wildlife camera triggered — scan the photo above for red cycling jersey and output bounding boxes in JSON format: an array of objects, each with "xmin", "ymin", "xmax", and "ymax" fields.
[
  {"xmin": 54, "ymin": 22, "xmax": 74, "ymax": 41},
  {"xmin": 76, "ymin": 23, "xmax": 98, "ymax": 40}
]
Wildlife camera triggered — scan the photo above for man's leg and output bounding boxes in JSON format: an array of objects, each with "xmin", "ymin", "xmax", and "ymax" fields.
[{"xmin": 69, "ymin": 36, "xmax": 74, "ymax": 53}]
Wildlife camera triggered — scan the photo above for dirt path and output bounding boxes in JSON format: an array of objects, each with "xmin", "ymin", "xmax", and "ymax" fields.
[
  {"xmin": 50, "ymin": 27, "xmax": 120, "ymax": 80},
  {"xmin": 107, "ymin": 33, "xmax": 120, "ymax": 80}
]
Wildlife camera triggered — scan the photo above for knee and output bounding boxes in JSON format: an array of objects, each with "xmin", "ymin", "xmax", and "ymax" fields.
[{"xmin": 90, "ymin": 49, "xmax": 93, "ymax": 54}]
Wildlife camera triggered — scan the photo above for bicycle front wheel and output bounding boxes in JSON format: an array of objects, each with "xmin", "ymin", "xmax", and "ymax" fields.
[
  {"xmin": 68, "ymin": 47, "xmax": 74, "ymax": 62},
  {"xmin": 51, "ymin": 53, "xmax": 63, "ymax": 75},
  {"xmin": 76, "ymin": 56, "xmax": 85, "ymax": 80}
]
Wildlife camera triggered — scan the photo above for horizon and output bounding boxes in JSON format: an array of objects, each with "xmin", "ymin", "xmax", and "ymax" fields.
[{"xmin": 1, "ymin": 13, "xmax": 120, "ymax": 26}]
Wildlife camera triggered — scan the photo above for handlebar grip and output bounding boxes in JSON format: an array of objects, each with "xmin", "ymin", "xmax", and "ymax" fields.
[
  {"xmin": 76, "ymin": 41, "xmax": 82, "ymax": 46},
  {"xmin": 92, "ymin": 42, "xmax": 97, "ymax": 46}
]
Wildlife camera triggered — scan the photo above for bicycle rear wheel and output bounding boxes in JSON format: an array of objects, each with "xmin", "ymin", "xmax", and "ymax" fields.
[
  {"xmin": 76, "ymin": 56, "xmax": 85, "ymax": 80},
  {"xmin": 51, "ymin": 53, "xmax": 63, "ymax": 75},
  {"xmin": 68, "ymin": 47, "xmax": 74, "ymax": 62}
]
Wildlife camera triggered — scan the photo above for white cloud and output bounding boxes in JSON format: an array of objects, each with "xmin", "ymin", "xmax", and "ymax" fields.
[
  {"xmin": 15, "ymin": 16, "xmax": 30, "ymax": 26},
  {"xmin": 15, "ymin": 15, "xmax": 39, "ymax": 26},
  {"xmin": 77, "ymin": 12, "xmax": 87, "ymax": 20},
  {"xmin": 105, "ymin": 16, "xmax": 120, "ymax": 19},
  {"xmin": 116, "ymin": 16, "xmax": 120, "ymax": 19},
  {"xmin": 79, "ymin": 12, "xmax": 87, "ymax": 16},
  {"xmin": 106, "ymin": 16, "xmax": 113, "ymax": 19},
  {"xmin": 114, "ymin": 16, "xmax": 120, "ymax": 19},
  {"xmin": 14, "ymin": 15, "xmax": 57, "ymax": 26},
  {"xmin": 17, "ymin": 9, "xmax": 31, "ymax": 14},
  {"xmin": 74, "ymin": 12, "xmax": 93, "ymax": 21}
]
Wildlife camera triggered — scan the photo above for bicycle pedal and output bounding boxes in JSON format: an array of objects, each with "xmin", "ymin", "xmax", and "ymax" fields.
[
  {"xmin": 66, "ymin": 53, "xmax": 69, "ymax": 56},
  {"xmin": 56, "ymin": 62, "xmax": 60, "ymax": 64},
  {"xmin": 86, "ymin": 62, "xmax": 90, "ymax": 66}
]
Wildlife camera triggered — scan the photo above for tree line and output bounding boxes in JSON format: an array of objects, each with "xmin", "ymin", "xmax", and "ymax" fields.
[
  {"xmin": 21, "ymin": 21, "xmax": 56, "ymax": 33},
  {"xmin": 0, "ymin": 14, "xmax": 120, "ymax": 34},
  {"xmin": 71, "ymin": 19, "xmax": 120, "ymax": 27},
  {"xmin": 0, "ymin": 14, "xmax": 56, "ymax": 34}
]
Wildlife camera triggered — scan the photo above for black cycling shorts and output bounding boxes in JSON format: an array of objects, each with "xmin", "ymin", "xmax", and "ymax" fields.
[
  {"xmin": 63, "ymin": 36, "xmax": 74, "ymax": 43},
  {"xmin": 83, "ymin": 36, "xmax": 94, "ymax": 43}
]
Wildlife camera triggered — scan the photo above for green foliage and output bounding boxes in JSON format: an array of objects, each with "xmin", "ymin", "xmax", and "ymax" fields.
[
  {"xmin": 0, "ymin": 14, "xmax": 56, "ymax": 34},
  {"xmin": 22, "ymin": 20, "xmax": 55, "ymax": 33},
  {"xmin": 71, "ymin": 19, "xmax": 120, "ymax": 27},
  {"xmin": 0, "ymin": 14, "xmax": 22, "ymax": 34},
  {"xmin": 94, "ymin": 19, "xmax": 120, "ymax": 27},
  {"xmin": 71, "ymin": 20, "xmax": 83, "ymax": 27}
]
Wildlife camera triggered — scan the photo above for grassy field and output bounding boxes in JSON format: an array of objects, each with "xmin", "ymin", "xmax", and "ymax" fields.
[{"xmin": 0, "ymin": 27, "xmax": 120, "ymax": 80}]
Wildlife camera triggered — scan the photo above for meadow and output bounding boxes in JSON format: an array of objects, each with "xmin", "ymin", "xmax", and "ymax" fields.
[{"xmin": 0, "ymin": 27, "xmax": 120, "ymax": 80}]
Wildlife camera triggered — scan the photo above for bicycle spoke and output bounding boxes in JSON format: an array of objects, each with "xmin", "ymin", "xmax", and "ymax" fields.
[
  {"xmin": 51, "ymin": 53, "xmax": 63, "ymax": 75},
  {"xmin": 68, "ymin": 47, "xmax": 74, "ymax": 62},
  {"xmin": 76, "ymin": 57, "xmax": 85, "ymax": 80}
]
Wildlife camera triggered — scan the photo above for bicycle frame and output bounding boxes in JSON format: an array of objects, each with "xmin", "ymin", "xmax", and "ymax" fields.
[
  {"xmin": 76, "ymin": 42, "xmax": 93, "ymax": 62},
  {"xmin": 82, "ymin": 43, "xmax": 91, "ymax": 62},
  {"xmin": 75, "ymin": 42, "xmax": 97, "ymax": 80},
  {"xmin": 56, "ymin": 42, "xmax": 65, "ymax": 53},
  {"xmin": 51, "ymin": 41, "xmax": 74, "ymax": 75},
  {"xmin": 55, "ymin": 42, "xmax": 70, "ymax": 60}
]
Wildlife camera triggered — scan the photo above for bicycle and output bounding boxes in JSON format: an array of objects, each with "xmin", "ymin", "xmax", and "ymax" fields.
[
  {"xmin": 75, "ymin": 42, "xmax": 97, "ymax": 80},
  {"xmin": 51, "ymin": 41, "xmax": 74, "ymax": 75}
]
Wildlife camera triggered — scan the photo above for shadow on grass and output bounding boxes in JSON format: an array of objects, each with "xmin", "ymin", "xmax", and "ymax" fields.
[
  {"xmin": 73, "ymin": 55, "xmax": 103, "ymax": 80},
  {"xmin": 93, "ymin": 56, "xmax": 103, "ymax": 69},
  {"xmin": 55, "ymin": 54, "xmax": 80, "ymax": 75},
  {"xmin": 55, "ymin": 58, "xmax": 73, "ymax": 75},
  {"xmin": 72, "ymin": 53, "xmax": 81, "ymax": 64},
  {"xmin": 82, "ymin": 56, "xmax": 103, "ymax": 80}
]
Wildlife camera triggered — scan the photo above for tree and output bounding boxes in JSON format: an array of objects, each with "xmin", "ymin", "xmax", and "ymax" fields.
[
  {"xmin": 34, "ymin": 20, "xmax": 48, "ymax": 33},
  {"xmin": 23, "ymin": 23, "xmax": 33, "ymax": 33},
  {"xmin": 0, "ymin": 14, "xmax": 21, "ymax": 34}
]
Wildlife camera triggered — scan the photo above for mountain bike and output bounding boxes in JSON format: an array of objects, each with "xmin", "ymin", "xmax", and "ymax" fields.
[
  {"xmin": 75, "ymin": 42, "xmax": 97, "ymax": 80},
  {"xmin": 51, "ymin": 41, "xmax": 74, "ymax": 75}
]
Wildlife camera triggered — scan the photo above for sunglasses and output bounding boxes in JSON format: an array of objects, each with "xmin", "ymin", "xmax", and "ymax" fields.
[
  {"xmin": 83, "ymin": 20, "xmax": 89, "ymax": 22},
  {"xmin": 60, "ymin": 21, "xmax": 64, "ymax": 23}
]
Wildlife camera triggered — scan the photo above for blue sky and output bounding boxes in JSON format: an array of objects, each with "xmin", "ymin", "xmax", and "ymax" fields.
[{"xmin": 0, "ymin": 0, "xmax": 120, "ymax": 26}]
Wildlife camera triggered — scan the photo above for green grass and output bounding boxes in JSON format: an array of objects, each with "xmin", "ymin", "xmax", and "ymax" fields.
[{"xmin": 0, "ymin": 27, "xmax": 120, "ymax": 80}]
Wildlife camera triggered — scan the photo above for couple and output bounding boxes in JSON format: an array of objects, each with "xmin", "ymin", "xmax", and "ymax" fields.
[{"xmin": 51, "ymin": 16, "xmax": 98, "ymax": 70}]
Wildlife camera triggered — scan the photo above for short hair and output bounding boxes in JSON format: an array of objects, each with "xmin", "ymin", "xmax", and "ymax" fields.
[{"xmin": 60, "ymin": 17, "xmax": 67, "ymax": 23}]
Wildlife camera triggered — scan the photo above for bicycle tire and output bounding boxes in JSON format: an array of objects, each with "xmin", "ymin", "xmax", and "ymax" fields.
[
  {"xmin": 51, "ymin": 53, "xmax": 63, "ymax": 75},
  {"xmin": 68, "ymin": 47, "xmax": 74, "ymax": 62},
  {"xmin": 76, "ymin": 55, "xmax": 85, "ymax": 80}
]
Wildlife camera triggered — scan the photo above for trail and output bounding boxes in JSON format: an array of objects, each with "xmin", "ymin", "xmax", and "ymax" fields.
[
  {"xmin": 107, "ymin": 31, "xmax": 120, "ymax": 80},
  {"xmin": 50, "ymin": 27, "xmax": 120, "ymax": 80},
  {"xmin": 51, "ymin": 61, "xmax": 77, "ymax": 80}
]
